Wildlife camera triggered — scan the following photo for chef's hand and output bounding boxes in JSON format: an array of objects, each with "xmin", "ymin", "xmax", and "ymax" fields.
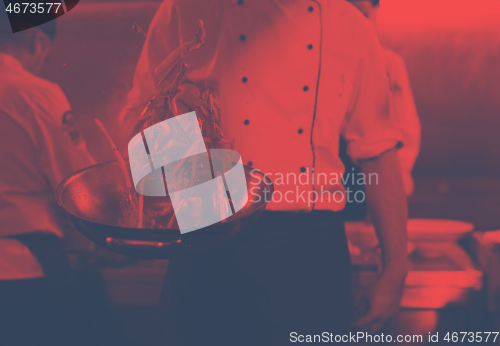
[{"xmin": 353, "ymin": 263, "xmax": 407, "ymax": 333}]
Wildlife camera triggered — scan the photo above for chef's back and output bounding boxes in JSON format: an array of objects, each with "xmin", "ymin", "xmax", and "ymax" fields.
[
  {"xmin": 0, "ymin": 33, "xmax": 94, "ymax": 279},
  {"xmin": 0, "ymin": 14, "xmax": 94, "ymax": 346}
]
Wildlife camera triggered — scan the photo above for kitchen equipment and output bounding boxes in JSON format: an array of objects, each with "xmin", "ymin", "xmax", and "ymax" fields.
[
  {"xmin": 472, "ymin": 231, "xmax": 500, "ymax": 330},
  {"xmin": 408, "ymin": 219, "xmax": 474, "ymax": 258},
  {"xmin": 56, "ymin": 160, "xmax": 273, "ymax": 259},
  {"xmin": 353, "ymin": 243, "xmax": 482, "ymax": 309},
  {"xmin": 345, "ymin": 218, "xmax": 474, "ymax": 263},
  {"xmin": 407, "ymin": 218, "xmax": 474, "ymax": 242},
  {"xmin": 346, "ymin": 219, "xmax": 473, "ymax": 246},
  {"xmin": 348, "ymin": 219, "xmax": 482, "ymax": 309}
]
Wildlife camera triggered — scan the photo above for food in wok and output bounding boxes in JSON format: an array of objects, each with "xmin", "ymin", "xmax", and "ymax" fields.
[
  {"xmin": 130, "ymin": 19, "xmax": 224, "ymax": 147},
  {"xmin": 102, "ymin": 20, "xmax": 241, "ymax": 231}
]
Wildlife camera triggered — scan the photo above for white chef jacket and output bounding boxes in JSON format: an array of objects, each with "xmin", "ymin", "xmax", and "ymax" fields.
[
  {"xmin": 119, "ymin": 0, "xmax": 404, "ymax": 212},
  {"xmin": 0, "ymin": 53, "xmax": 96, "ymax": 280},
  {"xmin": 383, "ymin": 48, "xmax": 421, "ymax": 196}
]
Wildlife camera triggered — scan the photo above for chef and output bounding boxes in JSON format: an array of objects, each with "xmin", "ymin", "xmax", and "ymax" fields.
[
  {"xmin": 347, "ymin": 0, "xmax": 421, "ymax": 196},
  {"xmin": 341, "ymin": 0, "xmax": 421, "ymax": 220},
  {"xmin": 0, "ymin": 14, "xmax": 95, "ymax": 346},
  {"xmin": 119, "ymin": 0, "xmax": 408, "ymax": 345}
]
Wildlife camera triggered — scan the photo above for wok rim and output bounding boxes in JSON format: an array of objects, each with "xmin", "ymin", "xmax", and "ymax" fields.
[{"xmin": 56, "ymin": 159, "xmax": 274, "ymax": 232}]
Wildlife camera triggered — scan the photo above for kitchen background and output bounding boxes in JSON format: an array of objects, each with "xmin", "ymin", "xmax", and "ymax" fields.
[{"xmin": 38, "ymin": 0, "xmax": 500, "ymax": 345}]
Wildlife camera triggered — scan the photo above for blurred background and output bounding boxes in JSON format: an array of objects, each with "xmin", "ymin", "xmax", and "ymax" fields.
[
  {"xmin": 40, "ymin": 0, "xmax": 500, "ymax": 228},
  {"xmin": 37, "ymin": 0, "xmax": 500, "ymax": 344}
]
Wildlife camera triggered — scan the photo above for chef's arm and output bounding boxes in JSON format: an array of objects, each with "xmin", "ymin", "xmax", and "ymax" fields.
[
  {"xmin": 355, "ymin": 146, "xmax": 407, "ymax": 331},
  {"xmin": 360, "ymin": 146, "xmax": 407, "ymax": 272}
]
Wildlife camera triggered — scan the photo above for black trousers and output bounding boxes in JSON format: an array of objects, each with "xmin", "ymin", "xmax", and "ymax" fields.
[
  {"xmin": 159, "ymin": 211, "xmax": 352, "ymax": 346},
  {"xmin": 0, "ymin": 233, "xmax": 90, "ymax": 346}
]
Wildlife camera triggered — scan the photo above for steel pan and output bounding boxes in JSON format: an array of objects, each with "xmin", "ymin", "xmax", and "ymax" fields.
[{"xmin": 56, "ymin": 160, "xmax": 273, "ymax": 259}]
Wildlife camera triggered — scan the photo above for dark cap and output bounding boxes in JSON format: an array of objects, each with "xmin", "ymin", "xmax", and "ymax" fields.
[{"xmin": 0, "ymin": 6, "xmax": 57, "ymax": 41}]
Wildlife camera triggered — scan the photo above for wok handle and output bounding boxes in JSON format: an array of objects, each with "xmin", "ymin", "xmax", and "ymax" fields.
[{"xmin": 105, "ymin": 237, "xmax": 183, "ymax": 248}]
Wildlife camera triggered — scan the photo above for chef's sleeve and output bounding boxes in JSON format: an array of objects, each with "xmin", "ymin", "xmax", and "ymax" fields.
[
  {"xmin": 0, "ymin": 111, "xmax": 42, "ymax": 199},
  {"xmin": 341, "ymin": 19, "xmax": 404, "ymax": 164},
  {"xmin": 386, "ymin": 50, "xmax": 421, "ymax": 195},
  {"xmin": 0, "ymin": 111, "xmax": 58, "ymax": 236}
]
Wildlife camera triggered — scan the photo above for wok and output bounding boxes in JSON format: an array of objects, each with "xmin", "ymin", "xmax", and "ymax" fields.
[{"xmin": 56, "ymin": 160, "xmax": 273, "ymax": 259}]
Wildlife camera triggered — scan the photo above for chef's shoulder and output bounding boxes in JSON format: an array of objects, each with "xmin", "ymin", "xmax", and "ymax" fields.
[
  {"xmin": 383, "ymin": 47, "xmax": 406, "ymax": 67},
  {"xmin": 325, "ymin": 0, "xmax": 385, "ymax": 55},
  {"xmin": 0, "ymin": 69, "xmax": 70, "ymax": 127},
  {"xmin": 0, "ymin": 69, "xmax": 72, "ymax": 148},
  {"xmin": 382, "ymin": 47, "xmax": 409, "ymax": 86}
]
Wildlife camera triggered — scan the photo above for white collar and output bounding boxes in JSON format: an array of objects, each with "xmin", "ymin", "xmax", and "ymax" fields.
[{"xmin": 0, "ymin": 53, "xmax": 25, "ymax": 72}]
